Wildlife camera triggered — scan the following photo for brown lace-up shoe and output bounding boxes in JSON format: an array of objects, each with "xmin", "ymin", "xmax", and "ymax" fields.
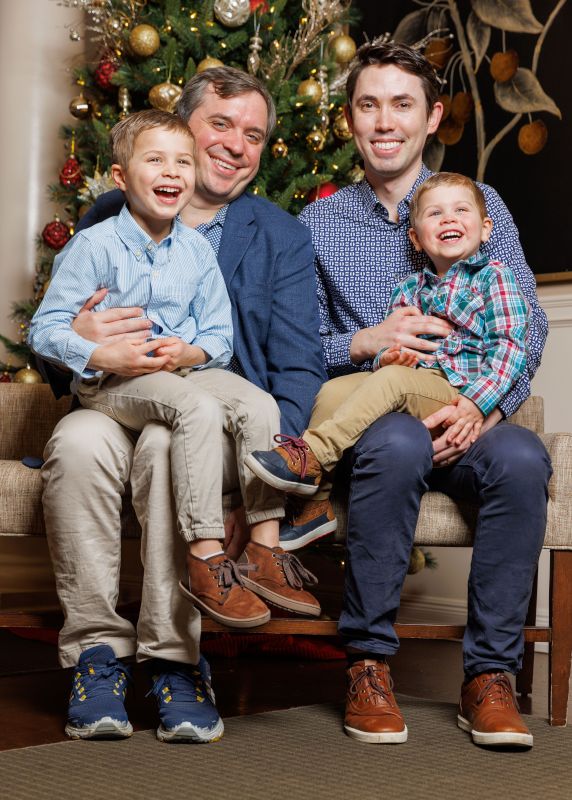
[
  {"xmin": 458, "ymin": 672, "xmax": 533, "ymax": 747},
  {"xmin": 180, "ymin": 553, "xmax": 270, "ymax": 629},
  {"xmin": 245, "ymin": 435, "xmax": 323, "ymax": 496},
  {"xmin": 241, "ymin": 541, "xmax": 321, "ymax": 616},
  {"xmin": 344, "ymin": 660, "xmax": 408, "ymax": 744}
]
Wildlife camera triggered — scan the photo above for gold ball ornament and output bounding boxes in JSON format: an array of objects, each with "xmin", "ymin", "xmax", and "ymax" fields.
[
  {"xmin": 306, "ymin": 127, "xmax": 326, "ymax": 152},
  {"xmin": 271, "ymin": 138, "xmax": 289, "ymax": 158},
  {"xmin": 148, "ymin": 82, "xmax": 183, "ymax": 113},
  {"xmin": 129, "ymin": 24, "xmax": 160, "ymax": 57},
  {"xmin": 69, "ymin": 93, "xmax": 92, "ymax": 120},
  {"xmin": 213, "ymin": 0, "xmax": 251, "ymax": 28},
  {"xmin": 330, "ymin": 34, "xmax": 357, "ymax": 64},
  {"xmin": 296, "ymin": 78, "xmax": 322, "ymax": 106},
  {"xmin": 408, "ymin": 547, "xmax": 426, "ymax": 575},
  {"xmin": 332, "ymin": 110, "xmax": 352, "ymax": 142},
  {"xmin": 13, "ymin": 365, "xmax": 43, "ymax": 385},
  {"xmin": 196, "ymin": 56, "xmax": 225, "ymax": 73}
]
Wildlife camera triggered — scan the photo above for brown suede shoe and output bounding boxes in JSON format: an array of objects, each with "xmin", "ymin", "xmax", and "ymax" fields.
[
  {"xmin": 180, "ymin": 553, "xmax": 270, "ymax": 629},
  {"xmin": 344, "ymin": 660, "xmax": 408, "ymax": 744},
  {"xmin": 458, "ymin": 672, "xmax": 533, "ymax": 747},
  {"xmin": 240, "ymin": 541, "xmax": 321, "ymax": 616},
  {"xmin": 244, "ymin": 435, "xmax": 322, "ymax": 496}
]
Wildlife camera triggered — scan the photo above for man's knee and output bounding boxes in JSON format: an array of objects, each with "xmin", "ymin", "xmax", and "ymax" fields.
[
  {"xmin": 352, "ymin": 412, "xmax": 434, "ymax": 473},
  {"xmin": 474, "ymin": 423, "xmax": 552, "ymax": 487}
]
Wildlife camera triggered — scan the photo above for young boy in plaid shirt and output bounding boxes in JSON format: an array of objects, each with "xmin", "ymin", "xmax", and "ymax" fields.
[{"xmin": 245, "ymin": 172, "xmax": 530, "ymax": 547}]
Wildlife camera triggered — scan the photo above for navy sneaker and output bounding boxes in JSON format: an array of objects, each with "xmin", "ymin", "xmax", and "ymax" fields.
[
  {"xmin": 148, "ymin": 656, "xmax": 224, "ymax": 743},
  {"xmin": 279, "ymin": 499, "xmax": 338, "ymax": 551},
  {"xmin": 245, "ymin": 435, "xmax": 322, "ymax": 496},
  {"xmin": 65, "ymin": 644, "xmax": 133, "ymax": 740}
]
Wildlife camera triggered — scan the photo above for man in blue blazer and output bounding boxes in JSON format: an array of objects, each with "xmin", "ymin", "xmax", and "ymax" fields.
[{"xmin": 40, "ymin": 67, "xmax": 326, "ymax": 743}]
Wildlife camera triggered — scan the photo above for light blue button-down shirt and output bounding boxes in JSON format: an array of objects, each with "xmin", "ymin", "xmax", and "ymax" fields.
[{"xmin": 29, "ymin": 205, "xmax": 233, "ymax": 385}]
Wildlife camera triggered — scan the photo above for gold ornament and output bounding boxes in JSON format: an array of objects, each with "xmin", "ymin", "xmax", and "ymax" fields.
[
  {"xmin": 13, "ymin": 365, "xmax": 43, "ymax": 385},
  {"xmin": 271, "ymin": 138, "xmax": 289, "ymax": 158},
  {"xmin": 408, "ymin": 547, "xmax": 426, "ymax": 575},
  {"xmin": 247, "ymin": 34, "xmax": 263, "ymax": 75},
  {"xmin": 306, "ymin": 127, "xmax": 326, "ymax": 152},
  {"xmin": 330, "ymin": 34, "xmax": 357, "ymax": 64},
  {"xmin": 332, "ymin": 110, "xmax": 352, "ymax": 141},
  {"xmin": 214, "ymin": 0, "xmax": 250, "ymax": 28},
  {"xmin": 348, "ymin": 164, "xmax": 365, "ymax": 183},
  {"xmin": 129, "ymin": 24, "xmax": 160, "ymax": 57},
  {"xmin": 196, "ymin": 56, "xmax": 225, "ymax": 73},
  {"xmin": 297, "ymin": 78, "xmax": 322, "ymax": 106},
  {"xmin": 148, "ymin": 82, "xmax": 183, "ymax": 113},
  {"xmin": 69, "ymin": 92, "xmax": 92, "ymax": 120},
  {"xmin": 118, "ymin": 86, "xmax": 132, "ymax": 119}
]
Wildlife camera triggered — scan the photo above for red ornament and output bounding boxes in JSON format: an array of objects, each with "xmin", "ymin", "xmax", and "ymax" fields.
[
  {"xmin": 250, "ymin": 0, "xmax": 268, "ymax": 11},
  {"xmin": 0, "ymin": 372, "xmax": 11, "ymax": 383},
  {"xmin": 59, "ymin": 154, "xmax": 83, "ymax": 189},
  {"xmin": 94, "ymin": 57, "xmax": 119, "ymax": 91},
  {"xmin": 306, "ymin": 182, "xmax": 339, "ymax": 203},
  {"xmin": 42, "ymin": 218, "xmax": 71, "ymax": 250}
]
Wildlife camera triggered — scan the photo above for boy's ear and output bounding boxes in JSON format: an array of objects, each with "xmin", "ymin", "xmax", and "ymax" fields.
[
  {"xmin": 481, "ymin": 216, "xmax": 493, "ymax": 244},
  {"xmin": 111, "ymin": 163, "xmax": 127, "ymax": 192},
  {"xmin": 409, "ymin": 227, "xmax": 423, "ymax": 252}
]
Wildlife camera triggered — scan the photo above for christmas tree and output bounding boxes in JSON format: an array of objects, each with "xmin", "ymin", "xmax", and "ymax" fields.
[{"xmin": 1, "ymin": 0, "xmax": 362, "ymax": 374}]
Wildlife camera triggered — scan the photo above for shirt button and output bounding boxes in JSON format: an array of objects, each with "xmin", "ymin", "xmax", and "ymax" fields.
[
  {"xmin": 152, "ymin": 270, "xmax": 159, "ymax": 277},
  {"xmin": 147, "ymin": 243, "xmax": 154, "ymax": 251}
]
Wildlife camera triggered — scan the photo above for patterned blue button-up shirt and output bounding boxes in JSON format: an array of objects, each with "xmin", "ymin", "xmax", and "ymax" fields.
[
  {"xmin": 29, "ymin": 205, "xmax": 233, "ymax": 383},
  {"xmin": 298, "ymin": 166, "xmax": 548, "ymax": 417},
  {"xmin": 376, "ymin": 252, "xmax": 529, "ymax": 417}
]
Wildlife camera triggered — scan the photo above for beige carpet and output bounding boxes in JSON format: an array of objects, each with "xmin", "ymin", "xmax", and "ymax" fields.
[{"xmin": 1, "ymin": 699, "xmax": 570, "ymax": 800}]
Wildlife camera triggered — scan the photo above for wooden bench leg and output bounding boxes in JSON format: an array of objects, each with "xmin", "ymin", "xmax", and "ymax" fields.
[
  {"xmin": 549, "ymin": 550, "xmax": 572, "ymax": 726},
  {"xmin": 516, "ymin": 571, "xmax": 538, "ymax": 697}
]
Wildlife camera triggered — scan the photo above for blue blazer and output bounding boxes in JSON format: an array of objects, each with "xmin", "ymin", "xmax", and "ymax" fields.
[{"xmin": 51, "ymin": 190, "xmax": 326, "ymax": 434}]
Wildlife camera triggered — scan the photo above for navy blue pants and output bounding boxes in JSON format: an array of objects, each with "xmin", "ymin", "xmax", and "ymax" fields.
[{"xmin": 338, "ymin": 413, "xmax": 552, "ymax": 677}]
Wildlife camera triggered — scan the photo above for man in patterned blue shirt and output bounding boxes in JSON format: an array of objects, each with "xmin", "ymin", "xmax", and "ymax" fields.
[{"xmin": 298, "ymin": 42, "xmax": 551, "ymax": 749}]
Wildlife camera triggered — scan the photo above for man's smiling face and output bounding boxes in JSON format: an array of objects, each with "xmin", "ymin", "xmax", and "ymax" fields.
[
  {"xmin": 187, "ymin": 85, "xmax": 268, "ymax": 206},
  {"xmin": 347, "ymin": 64, "xmax": 442, "ymax": 188}
]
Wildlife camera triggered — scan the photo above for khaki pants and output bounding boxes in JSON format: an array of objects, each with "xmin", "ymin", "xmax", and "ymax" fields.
[
  {"xmin": 77, "ymin": 369, "xmax": 283, "ymax": 542},
  {"xmin": 304, "ymin": 366, "xmax": 459, "ymax": 502},
  {"xmin": 42, "ymin": 372, "xmax": 282, "ymax": 667}
]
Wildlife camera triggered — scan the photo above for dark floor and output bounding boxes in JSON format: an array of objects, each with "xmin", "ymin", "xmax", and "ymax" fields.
[{"xmin": 1, "ymin": 628, "xmax": 569, "ymax": 752}]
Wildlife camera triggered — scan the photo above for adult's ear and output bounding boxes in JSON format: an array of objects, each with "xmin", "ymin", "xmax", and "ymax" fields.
[{"xmin": 427, "ymin": 100, "xmax": 444, "ymax": 135}]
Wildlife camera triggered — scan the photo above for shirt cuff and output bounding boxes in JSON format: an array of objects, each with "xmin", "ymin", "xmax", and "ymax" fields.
[{"xmin": 63, "ymin": 334, "xmax": 100, "ymax": 378}]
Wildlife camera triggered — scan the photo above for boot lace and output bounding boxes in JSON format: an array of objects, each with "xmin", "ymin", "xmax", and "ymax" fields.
[
  {"xmin": 273, "ymin": 434, "xmax": 312, "ymax": 479},
  {"xmin": 348, "ymin": 664, "xmax": 395, "ymax": 706},
  {"xmin": 274, "ymin": 551, "xmax": 318, "ymax": 589},
  {"xmin": 476, "ymin": 673, "xmax": 518, "ymax": 709}
]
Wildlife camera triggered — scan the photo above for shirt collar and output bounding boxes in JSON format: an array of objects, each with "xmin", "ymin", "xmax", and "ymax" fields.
[
  {"xmin": 114, "ymin": 204, "xmax": 179, "ymax": 260},
  {"xmin": 196, "ymin": 204, "xmax": 229, "ymax": 232},
  {"xmin": 422, "ymin": 249, "xmax": 490, "ymax": 281},
  {"xmin": 356, "ymin": 164, "xmax": 434, "ymax": 223}
]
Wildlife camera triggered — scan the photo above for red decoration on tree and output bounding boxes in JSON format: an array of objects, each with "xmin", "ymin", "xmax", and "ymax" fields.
[
  {"xmin": 0, "ymin": 372, "xmax": 11, "ymax": 383},
  {"xmin": 250, "ymin": 0, "xmax": 268, "ymax": 12},
  {"xmin": 59, "ymin": 154, "xmax": 83, "ymax": 189},
  {"xmin": 94, "ymin": 57, "xmax": 119, "ymax": 91},
  {"xmin": 42, "ymin": 217, "xmax": 71, "ymax": 250},
  {"xmin": 306, "ymin": 182, "xmax": 339, "ymax": 203}
]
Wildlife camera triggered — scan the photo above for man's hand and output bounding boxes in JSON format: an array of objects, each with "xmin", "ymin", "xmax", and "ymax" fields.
[
  {"xmin": 350, "ymin": 306, "xmax": 453, "ymax": 365},
  {"xmin": 153, "ymin": 337, "xmax": 208, "ymax": 372},
  {"xmin": 374, "ymin": 343, "xmax": 419, "ymax": 371},
  {"xmin": 87, "ymin": 339, "xmax": 170, "ymax": 376},
  {"xmin": 72, "ymin": 287, "xmax": 152, "ymax": 344},
  {"xmin": 224, "ymin": 506, "xmax": 249, "ymax": 561}
]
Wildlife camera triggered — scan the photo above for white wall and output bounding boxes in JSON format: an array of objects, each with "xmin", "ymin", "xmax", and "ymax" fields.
[{"xmin": 0, "ymin": 1, "xmax": 80, "ymax": 362}]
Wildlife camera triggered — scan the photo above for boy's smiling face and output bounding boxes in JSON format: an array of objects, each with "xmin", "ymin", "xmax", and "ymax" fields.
[
  {"xmin": 409, "ymin": 184, "xmax": 493, "ymax": 275},
  {"xmin": 112, "ymin": 126, "xmax": 195, "ymax": 240}
]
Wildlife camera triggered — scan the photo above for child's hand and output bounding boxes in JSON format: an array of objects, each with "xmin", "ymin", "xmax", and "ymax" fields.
[
  {"xmin": 155, "ymin": 337, "xmax": 207, "ymax": 371},
  {"xmin": 442, "ymin": 396, "xmax": 484, "ymax": 448},
  {"xmin": 377, "ymin": 344, "xmax": 419, "ymax": 370}
]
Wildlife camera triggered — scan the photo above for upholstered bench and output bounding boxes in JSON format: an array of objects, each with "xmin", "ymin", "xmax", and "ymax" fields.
[{"xmin": 1, "ymin": 383, "xmax": 571, "ymax": 725}]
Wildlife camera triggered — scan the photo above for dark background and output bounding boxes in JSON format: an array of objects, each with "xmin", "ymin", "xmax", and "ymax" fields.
[{"xmin": 352, "ymin": 0, "xmax": 571, "ymax": 279}]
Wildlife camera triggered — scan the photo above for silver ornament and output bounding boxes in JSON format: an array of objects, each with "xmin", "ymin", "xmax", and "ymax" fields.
[{"xmin": 213, "ymin": 0, "xmax": 250, "ymax": 28}]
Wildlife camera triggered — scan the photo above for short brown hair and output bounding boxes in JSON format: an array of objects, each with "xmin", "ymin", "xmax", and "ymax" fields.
[
  {"xmin": 176, "ymin": 66, "xmax": 276, "ymax": 143},
  {"xmin": 409, "ymin": 172, "xmax": 488, "ymax": 229},
  {"xmin": 110, "ymin": 109, "xmax": 194, "ymax": 169},
  {"xmin": 346, "ymin": 41, "xmax": 440, "ymax": 116}
]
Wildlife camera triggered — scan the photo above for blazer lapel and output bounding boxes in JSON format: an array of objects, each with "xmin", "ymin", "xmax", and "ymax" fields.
[{"xmin": 218, "ymin": 193, "xmax": 256, "ymax": 286}]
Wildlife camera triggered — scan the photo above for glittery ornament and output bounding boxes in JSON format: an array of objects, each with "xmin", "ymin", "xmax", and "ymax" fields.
[
  {"xmin": 330, "ymin": 34, "xmax": 356, "ymax": 64},
  {"xmin": 129, "ymin": 24, "xmax": 161, "ymax": 57},
  {"xmin": 271, "ymin": 138, "xmax": 288, "ymax": 158},
  {"xmin": 306, "ymin": 127, "xmax": 326, "ymax": 152},
  {"xmin": 0, "ymin": 372, "xmax": 11, "ymax": 383},
  {"xmin": 59, "ymin": 155, "xmax": 83, "ymax": 189},
  {"xmin": 214, "ymin": 0, "xmax": 250, "ymax": 28},
  {"xmin": 42, "ymin": 217, "xmax": 71, "ymax": 250},
  {"xmin": 296, "ymin": 78, "xmax": 322, "ymax": 106},
  {"xmin": 69, "ymin": 93, "xmax": 92, "ymax": 120},
  {"xmin": 94, "ymin": 57, "xmax": 119, "ymax": 90},
  {"xmin": 332, "ymin": 110, "xmax": 352, "ymax": 141},
  {"xmin": 196, "ymin": 56, "xmax": 225, "ymax": 73},
  {"xmin": 13, "ymin": 366, "xmax": 43, "ymax": 385},
  {"xmin": 148, "ymin": 82, "xmax": 183, "ymax": 112},
  {"xmin": 118, "ymin": 86, "xmax": 132, "ymax": 119},
  {"xmin": 247, "ymin": 34, "xmax": 263, "ymax": 75}
]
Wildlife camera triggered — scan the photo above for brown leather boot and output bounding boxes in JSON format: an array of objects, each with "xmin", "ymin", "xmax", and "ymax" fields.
[
  {"xmin": 241, "ymin": 541, "xmax": 321, "ymax": 616},
  {"xmin": 180, "ymin": 553, "xmax": 270, "ymax": 629},
  {"xmin": 344, "ymin": 660, "xmax": 407, "ymax": 744},
  {"xmin": 280, "ymin": 498, "xmax": 337, "ymax": 551},
  {"xmin": 458, "ymin": 672, "xmax": 533, "ymax": 747},
  {"xmin": 244, "ymin": 435, "xmax": 322, "ymax": 496}
]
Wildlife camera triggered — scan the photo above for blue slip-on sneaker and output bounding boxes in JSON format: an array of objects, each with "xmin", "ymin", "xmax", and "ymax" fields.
[
  {"xmin": 65, "ymin": 644, "xmax": 133, "ymax": 740},
  {"xmin": 244, "ymin": 434, "xmax": 322, "ymax": 497},
  {"xmin": 279, "ymin": 499, "xmax": 338, "ymax": 551},
  {"xmin": 148, "ymin": 655, "xmax": 224, "ymax": 743}
]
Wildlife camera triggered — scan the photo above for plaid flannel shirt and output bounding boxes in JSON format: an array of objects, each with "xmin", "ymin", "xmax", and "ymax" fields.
[{"xmin": 382, "ymin": 252, "xmax": 529, "ymax": 416}]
